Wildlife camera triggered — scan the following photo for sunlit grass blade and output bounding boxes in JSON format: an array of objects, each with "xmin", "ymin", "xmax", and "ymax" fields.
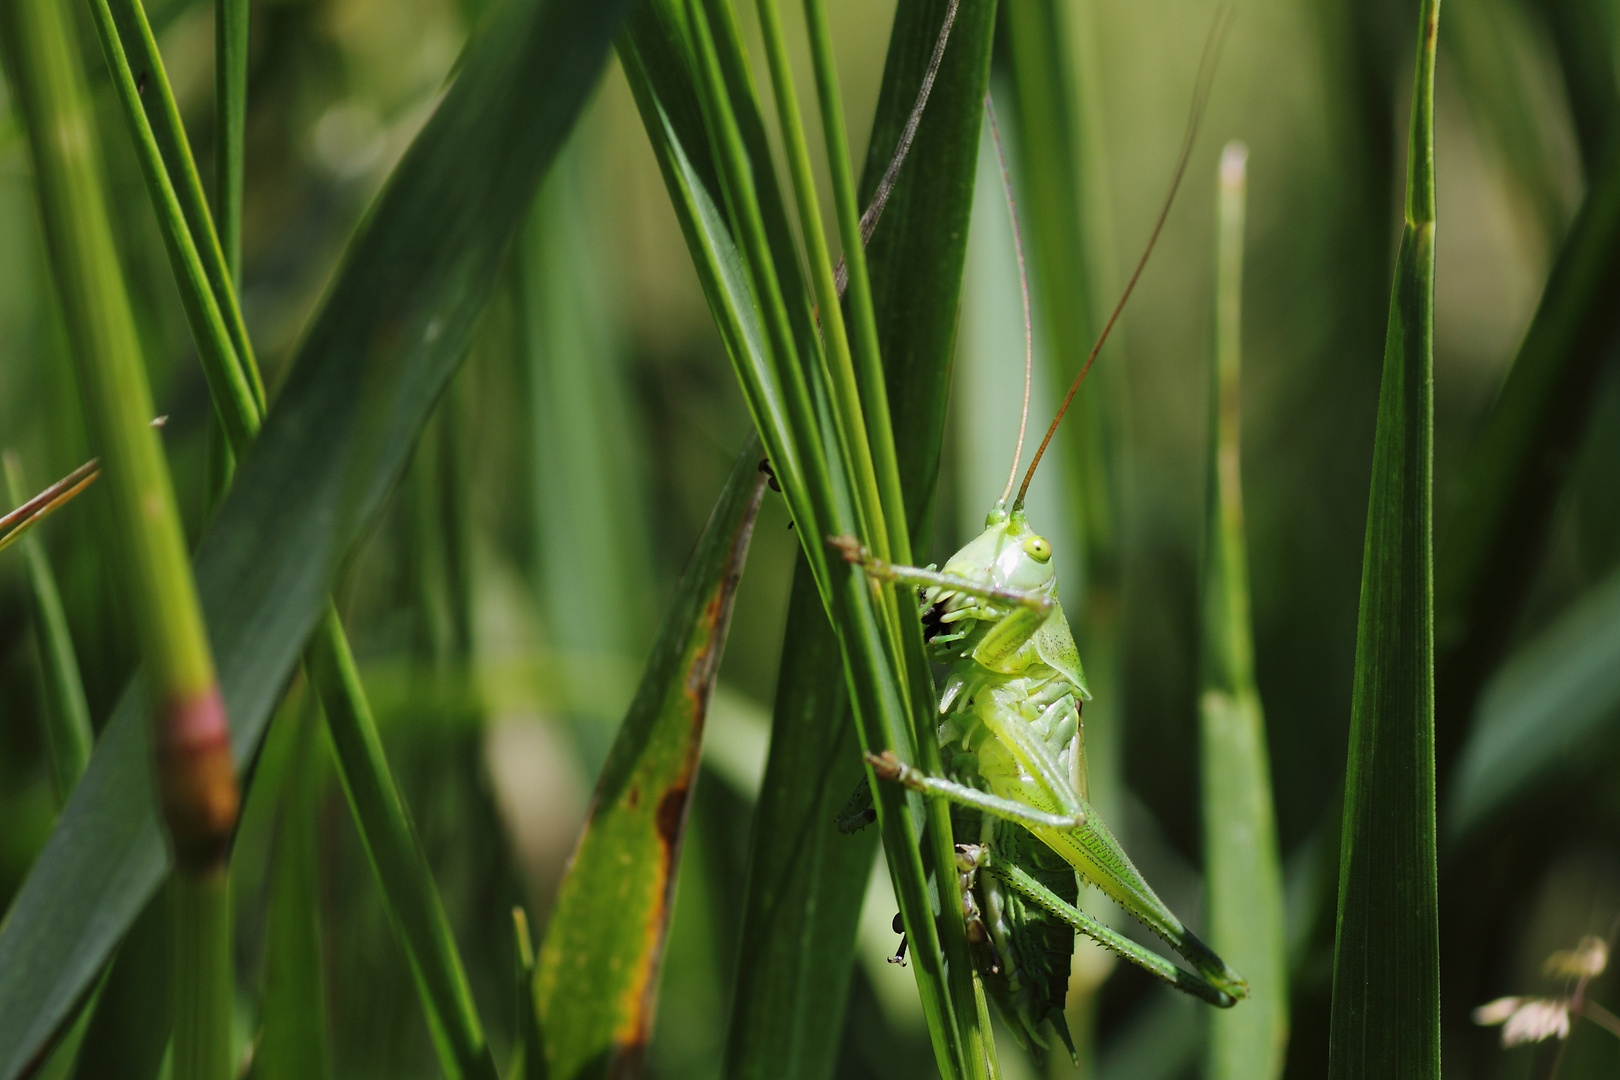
[
  {"xmin": 721, "ymin": 3, "xmax": 994, "ymax": 1076},
  {"xmin": 1200, "ymin": 142, "xmax": 1287, "ymax": 1080},
  {"xmin": 1328, "ymin": 0, "xmax": 1440, "ymax": 1074},
  {"xmin": 619, "ymin": 4, "xmax": 973, "ymax": 1072},
  {"xmin": 1434, "ymin": 127, "xmax": 1620, "ymax": 777},
  {"xmin": 250, "ymin": 696, "xmax": 331, "ymax": 1080},
  {"xmin": 0, "ymin": 459, "xmax": 100, "ymax": 557},
  {"xmin": 1446, "ymin": 567, "xmax": 1620, "ymax": 841},
  {"xmin": 534, "ymin": 444, "xmax": 767, "ymax": 1080},
  {"xmin": 2, "ymin": 454, "xmax": 94, "ymax": 807},
  {"xmin": 0, "ymin": 0, "xmax": 632, "ymax": 1072}
]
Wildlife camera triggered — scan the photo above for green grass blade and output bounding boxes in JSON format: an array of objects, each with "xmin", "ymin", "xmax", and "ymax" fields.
[
  {"xmin": 1446, "ymin": 567, "xmax": 1620, "ymax": 841},
  {"xmin": 720, "ymin": 4, "xmax": 994, "ymax": 1077},
  {"xmin": 250, "ymin": 696, "xmax": 332, "ymax": 1080},
  {"xmin": 304, "ymin": 605, "xmax": 496, "ymax": 1080},
  {"xmin": 1200, "ymin": 143, "xmax": 1287, "ymax": 1080},
  {"xmin": 1327, "ymin": 0, "xmax": 1440, "ymax": 1074},
  {"xmin": 85, "ymin": 0, "xmax": 264, "ymax": 422},
  {"xmin": 534, "ymin": 444, "xmax": 768, "ymax": 1080},
  {"xmin": 214, "ymin": 0, "xmax": 247, "ymax": 282},
  {"xmin": 68, "ymin": 897, "xmax": 170, "ymax": 1080},
  {"xmin": 1434, "ymin": 129, "xmax": 1620, "ymax": 779},
  {"xmin": 509, "ymin": 910, "xmax": 543, "ymax": 1080},
  {"xmin": 0, "ymin": 0, "xmax": 631, "ymax": 1073},
  {"xmin": 2, "ymin": 454, "xmax": 93, "ymax": 806}
]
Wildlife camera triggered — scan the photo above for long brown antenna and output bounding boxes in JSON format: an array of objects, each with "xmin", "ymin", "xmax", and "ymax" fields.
[
  {"xmin": 986, "ymin": 94, "xmax": 1033, "ymax": 508},
  {"xmin": 1014, "ymin": 6, "xmax": 1231, "ymax": 509}
]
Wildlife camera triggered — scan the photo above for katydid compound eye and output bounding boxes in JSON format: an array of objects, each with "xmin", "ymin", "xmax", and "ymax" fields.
[{"xmin": 1023, "ymin": 535, "xmax": 1052, "ymax": 562}]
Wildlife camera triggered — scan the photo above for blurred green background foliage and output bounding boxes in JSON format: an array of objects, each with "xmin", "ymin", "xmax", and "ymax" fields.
[{"xmin": 1, "ymin": 0, "xmax": 1618, "ymax": 1075}]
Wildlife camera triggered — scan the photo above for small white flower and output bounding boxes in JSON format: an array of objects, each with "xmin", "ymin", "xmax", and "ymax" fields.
[
  {"xmin": 1473, "ymin": 997, "xmax": 1521, "ymax": 1025},
  {"xmin": 1477, "ymin": 998, "xmax": 1573, "ymax": 1046},
  {"xmin": 1543, "ymin": 936, "xmax": 1609, "ymax": 980}
]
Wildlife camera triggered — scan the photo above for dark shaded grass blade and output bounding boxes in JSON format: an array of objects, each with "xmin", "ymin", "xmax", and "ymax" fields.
[
  {"xmin": 0, "ymin": 0, "xmax": 632, "ymax": 1074},
  {"xmin": 720, "ymin": 3, "xmax": 994, "ymax": 1078},
  {"xmin": 1445, "ymin": 567, "xmax": 1620, "ymax": 840},
  {"xmin": 1434, "ymin": 131, "xmax": 1620, "ymax": 781},
  {"xmin": 1200, "ymin": 144, "xmax": 1287, "ymax": 1080},
  {"xmin": 3, "ymin": 455, "xmax": 93, "ymax": 805},
  {"xmin": 534, "ymin": 444, "xmax": 767, "ymax": 1080},
  {"xmin": 66, "ymin": 898, "xmax": 169, "ymax": 1080},
  {"xmin": 250, "ymin": 697, "xmax": 332, "ymax": 1080},
  {"xmin": 1327, "ymin": 0, "xmax": 1440, "ymax": 1074}
]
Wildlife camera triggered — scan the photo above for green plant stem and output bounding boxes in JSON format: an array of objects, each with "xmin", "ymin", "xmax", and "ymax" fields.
[
  {"xmin": 83, "ymin": 0, "xmax": 263, "ymax": 444},
  {"xmin": 170, "ymin": 871, "xmax": 233, "ymax": 1080},
  {"xmin": 750, "ymin": 0, "xmax": 890, "ymax": 566},
  {"xmin": 0, "ymin": 0, "xmax": 238, "ymax": 1076},
  {"xmin": 656, "ymin": 2, "xmax": 966, "ymax": 1071},
  {"xmin": 92, "ymin": 0, "xmax": 261, "ymax": 398},
  {"xmin": 214, "ymin": 0, "xmax": 246, "ymax": 283},
  {"xmin": 3, "ymin": 453, "xmax": 93, "ymax": 806},
  {"xmin": 796, "ymin": 1, "xmax": 985, "ymax": 1066}
]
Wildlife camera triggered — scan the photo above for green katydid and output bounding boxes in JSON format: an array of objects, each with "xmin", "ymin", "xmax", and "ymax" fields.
[{"xmin": 831, "ymin": 12, "xmax": 1246, "ymax": 1056}]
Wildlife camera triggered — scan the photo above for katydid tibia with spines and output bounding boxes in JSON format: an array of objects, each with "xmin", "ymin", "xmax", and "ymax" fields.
[{"xmin": 830, "ymin": 9, "xmax": 1247, "ymax": 1053}]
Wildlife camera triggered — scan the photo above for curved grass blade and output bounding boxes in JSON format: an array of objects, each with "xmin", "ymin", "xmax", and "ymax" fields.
[
  {"xmin": 0, "ymin": 0, "xmax": 632, "ymax": 1073},
  {"xmin": 534, "ymin": 442, "xmax": 767, "ymax": 1080},
  {"xmin": 1200, "ymin": 143, "xmax": 1287, "ymax": 1080},
  {"xmin": 1327, "ymin": 0, "xmax": 1441, "ymax": 1073},
  {"xmin": 1446, "ymin": 567, "xmax": 1620, "ymax": 841},
  {"xmin": 721, "ymin": 3, "xmax": 996, "ymax": 1077},
  {"xmin": 3, "ymin": 454, "xmax": 94, "ymax": 805}
]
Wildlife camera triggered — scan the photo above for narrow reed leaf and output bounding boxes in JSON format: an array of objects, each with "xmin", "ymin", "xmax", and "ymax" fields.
[
  {"xmin": 534, "ymin": 444, "xmax": 767, "ymax": 1080},
  {"xmin": 722, "ymin": 5, "xmax": 994, "ymax": 1078},
  {"xmin": 251, "ymin": 698, "xmax": 332, "ymax": 1080},
  {"xmin": 1200, "ymin": 143, "xmax": 1287, "ymax": 1080},
  {"xmin": 1328, "ymin": 0, "xmax": 1441, "ymax": 1074},
  {"xmin": 1435, "ymin": 128, "xmax": 1620, "ymax": 777},
  {"xmin": 1446, "ymin": 567, "xmax": 1620, "ymax": 840},
  {"xmin": 304, "ymin": 605, "xmax": 498, "ymax": 1080},
  {"xmin": 0, "ymin": 0, "xmax": 631, "ymax": 1073},
  {"xmin": 2, "ymin": 455, "xmax": 93, "ymax": 806}
]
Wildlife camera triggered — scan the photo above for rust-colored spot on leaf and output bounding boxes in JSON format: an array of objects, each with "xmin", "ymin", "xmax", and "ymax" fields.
[{"xmin": 655, "ymin": 786, "xmax": 688, "ymax": 849}]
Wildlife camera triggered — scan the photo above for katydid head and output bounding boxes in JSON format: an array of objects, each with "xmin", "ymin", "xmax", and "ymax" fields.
[{"xmin": 944, "ymin": 507, "xmax": 1056, "ymax": 597}]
